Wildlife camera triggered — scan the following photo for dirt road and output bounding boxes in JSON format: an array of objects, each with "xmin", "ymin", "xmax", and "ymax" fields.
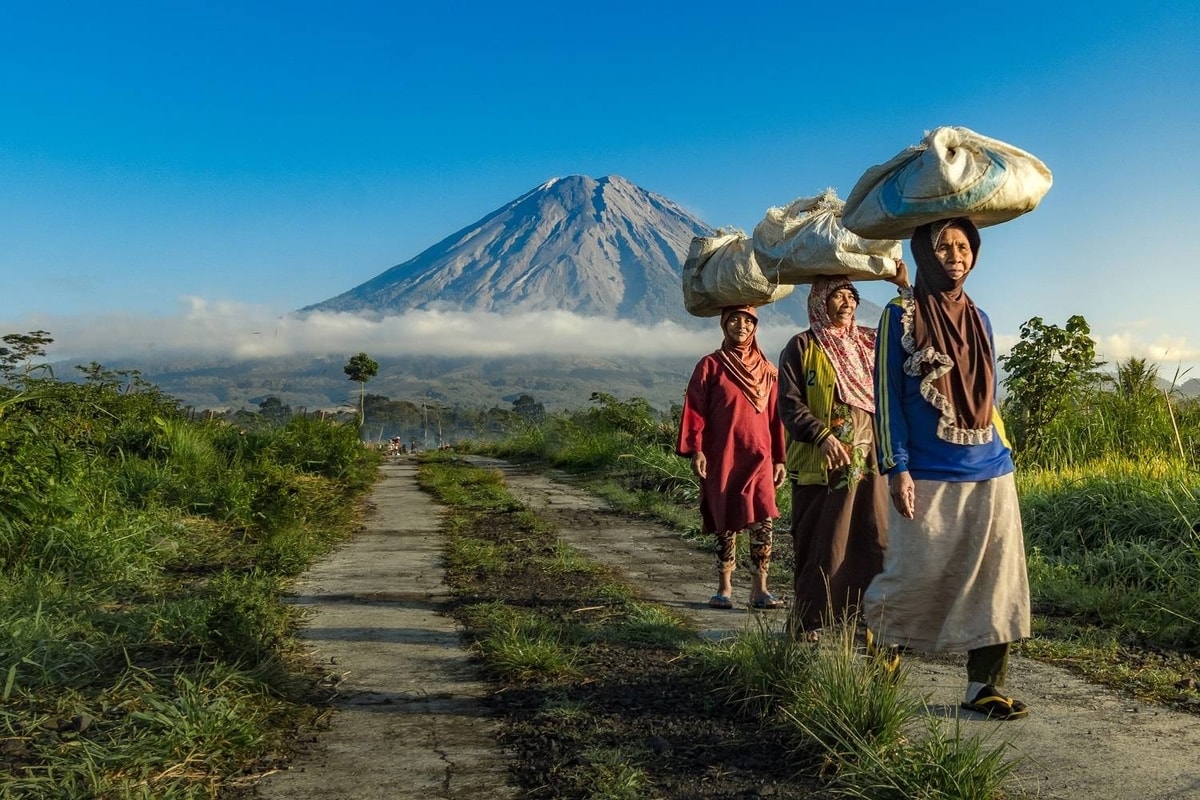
[{"xmin": 253, "ymin": 457, "xmax": 1200, "ymax": 799}]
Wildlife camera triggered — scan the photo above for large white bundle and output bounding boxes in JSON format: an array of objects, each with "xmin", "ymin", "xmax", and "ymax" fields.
[
  {"xmin": 752, "ymin": 189, "xmax": 902, "ymax": 284},
  {"xmin": 682, "ymin": 232, "xmax": 794, "ymax": 317},
  {"xmin": 842, "ymin": 126, "xmax": 1053, "ymax": 239}
]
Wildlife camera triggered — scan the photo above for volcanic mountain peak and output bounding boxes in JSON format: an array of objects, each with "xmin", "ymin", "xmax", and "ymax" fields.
[{"xmin": 304, "ymin": 174, "xmax": 716, "ymax": 325}]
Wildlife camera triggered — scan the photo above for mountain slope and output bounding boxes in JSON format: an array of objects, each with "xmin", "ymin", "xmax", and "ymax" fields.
[{"xmin": 304, "ymin": 175, "xmax": 716, "ymax": 326}]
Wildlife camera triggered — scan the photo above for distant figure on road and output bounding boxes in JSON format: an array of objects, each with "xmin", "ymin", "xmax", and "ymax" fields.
[{"xmin": 677, "ymin": 305, "xmax": 787, "ymax": 611}]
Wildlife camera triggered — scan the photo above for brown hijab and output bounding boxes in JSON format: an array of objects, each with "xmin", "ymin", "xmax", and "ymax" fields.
[
  {"xmin": 908, "ymin": 217, "xmax": 996, "ymax": 443},
  {"xmin": 715, "ymin": 305, "xmax": 776, "ymax": 413}
]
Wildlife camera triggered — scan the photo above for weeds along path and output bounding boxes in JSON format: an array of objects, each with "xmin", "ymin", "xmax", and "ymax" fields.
[{"xmin": 467, "ymin": 457, "xmax": 1200, "ymax": 800}]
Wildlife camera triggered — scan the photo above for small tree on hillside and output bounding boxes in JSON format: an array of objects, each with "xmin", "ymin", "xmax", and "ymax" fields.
[
  {"xmin": 0, "ymin": 330, "xmax": 54, "ymax": 382},
  {"xmin": 999, "ymin": 315, "xmax": 1103, "ymax": 460},
  {"xmin": 343, "ymin": 352, "xmax": 379, "ymax": 427},
  {"xmin": 512, "ymin": 393, "xmax": 545, "ymax": 423},
  {"xmin": 258, "ymin": 395, "xmax": 292, "ymax": 425}
]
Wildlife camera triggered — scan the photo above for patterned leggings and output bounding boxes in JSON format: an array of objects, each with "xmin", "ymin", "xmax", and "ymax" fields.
[{"xmin": 715, "ymin": 519, "xmax": 774, "ymax": 576}]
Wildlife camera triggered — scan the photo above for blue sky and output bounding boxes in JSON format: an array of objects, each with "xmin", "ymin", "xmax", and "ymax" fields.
[{"xmin": 2, "ymin": 0, "xmax": 1198, "ymax": 380}]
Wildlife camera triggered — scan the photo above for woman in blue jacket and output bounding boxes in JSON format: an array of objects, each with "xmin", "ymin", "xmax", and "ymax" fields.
[{"xmin": 865, "ymin": 217, "xmax": 1031, "ymax": 720}]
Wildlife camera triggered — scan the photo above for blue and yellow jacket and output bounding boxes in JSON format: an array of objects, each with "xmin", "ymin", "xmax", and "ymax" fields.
[{"xmin": 874, "ymin": 297, "xmax": 1014, "ymax": 482}]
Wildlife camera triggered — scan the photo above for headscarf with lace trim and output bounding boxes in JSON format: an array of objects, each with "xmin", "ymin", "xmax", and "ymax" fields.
[
  {"xmin": 715, "ymin": 305, "xmax": 776, "ymax": 413},
  {"xmin": 807, "ymin": 277, "xmax": 876, "ymax": 413},
  {"xmin": 906, "ymin": 217, "xmax": 996, "ymax": 444}
]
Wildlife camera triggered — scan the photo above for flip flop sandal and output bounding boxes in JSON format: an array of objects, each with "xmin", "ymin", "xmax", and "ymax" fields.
[
  {"xmin": 961, "ymin": 687, "xmax": 1029, "ymax": 720},
  {"xmin": 708, "ymin": 594, "xmax": 734, "ymax": 609},
  {"xmin": 751, "ymin": 594, "xmax": 785, "ymax": 610}
]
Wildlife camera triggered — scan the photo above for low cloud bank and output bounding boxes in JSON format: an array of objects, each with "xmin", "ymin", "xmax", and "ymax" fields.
[
  {"xmin": 4, "ymin": 298, "xmax": 1196, "ymax": 379},
  {"xmin": 10, "ymin": 299, "xmax": 725, "ymax": 361}
]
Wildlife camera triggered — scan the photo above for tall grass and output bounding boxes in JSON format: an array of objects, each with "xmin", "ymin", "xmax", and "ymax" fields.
[
  {"xmin": 693, "ymin": 617, "xmax": 1016, "ymax": 797},
  {"xmin": 0, "ymin": 375, "xmax": 380, "ymax": 796},
  {"xmin": 1019, "ymin": 460, "xmax": 1200, "ymax": 652}
]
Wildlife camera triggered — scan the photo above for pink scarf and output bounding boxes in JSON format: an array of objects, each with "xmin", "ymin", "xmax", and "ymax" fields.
[{"xmin": 807, "ymin": 278, "xmax": 876, "ymax": 413}]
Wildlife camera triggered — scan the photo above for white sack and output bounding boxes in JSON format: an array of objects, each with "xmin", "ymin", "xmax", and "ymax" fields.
[
  {"xmin": 682, "ymin": 232, "xmax": 794, "ymax": 317},
  {"xmin": 752, "ymin": 189, "xmax": 902, "ymax": 284},
  {"xmin": 842, "ymin": 126, "xmax": 1053, "ymax": 239}
]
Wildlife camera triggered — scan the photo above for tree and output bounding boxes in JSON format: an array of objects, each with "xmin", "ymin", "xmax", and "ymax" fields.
[
  {"xmin": 999, "ymin": 315, "xmax": 1104, "ymax": 458},
  {"xmin": 511, "ymin": 393, "xmax": 545, "ymax": 423},
  {"xmin": 1106, "ymin": 357, "xmax": 1177, "ymax": 458},
  {"xmin": 1115, "ymin": 357, "xmax": 1159, "ymax": 399},
  {"xmin": 343, "ymin": 353, "xmax": 379, "ymax": 426},
  {"xmin": 258, "ymin": 395, "xmax": 292, "ymax": 425},
  {"xmin": 0, "ymin": 330, "xmax": 54, "ymax": 382}
]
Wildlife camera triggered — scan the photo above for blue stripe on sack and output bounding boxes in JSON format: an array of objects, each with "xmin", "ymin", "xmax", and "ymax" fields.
[{"xmin": 880, "ymin": 149, "xmax": 1007, "ymax": 216}]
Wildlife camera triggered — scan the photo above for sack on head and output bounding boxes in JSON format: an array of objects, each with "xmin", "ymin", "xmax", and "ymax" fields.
[
  {"xmin": 682, "ymin": 232, "xmax": 793, "ymax": 317},
  {"xmin": 842, "ymin": 126, "xmax": 1053, "ymax": 239},
  {"xmin": 752, "ymin": 188, "xmax": 902, "ymax": 284}
]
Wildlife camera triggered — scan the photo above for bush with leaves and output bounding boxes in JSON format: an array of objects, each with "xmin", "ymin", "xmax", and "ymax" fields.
[{"xmin": 999, "ymin": 315, "xmax": 1105, "ymax": 464}]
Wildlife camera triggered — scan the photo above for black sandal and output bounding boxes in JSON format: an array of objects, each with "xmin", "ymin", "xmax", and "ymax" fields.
[{"xmin": 961, "ymin": 685, "xmax": 1029, "ymax": 720}]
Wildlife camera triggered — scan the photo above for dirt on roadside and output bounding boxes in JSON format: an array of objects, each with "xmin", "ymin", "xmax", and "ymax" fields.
[{"xmin": 249, "ymin": 457, "xmax": 1200, "ymax": 800}]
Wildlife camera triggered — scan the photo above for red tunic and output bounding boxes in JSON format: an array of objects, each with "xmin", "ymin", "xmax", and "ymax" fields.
[{"xmin": 676, "ymin": 353, "xmax": 786, "ymax": 533}]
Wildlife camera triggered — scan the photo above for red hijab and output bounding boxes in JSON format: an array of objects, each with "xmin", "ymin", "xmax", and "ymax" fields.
[{"xmin": 715, "ymin": 305, "xmax": 776, "ymax": 413}]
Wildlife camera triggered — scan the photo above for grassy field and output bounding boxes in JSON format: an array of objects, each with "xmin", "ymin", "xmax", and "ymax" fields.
[{"xmin": 0, "ymin": 374, "xmax": 379, "ymax": 798}]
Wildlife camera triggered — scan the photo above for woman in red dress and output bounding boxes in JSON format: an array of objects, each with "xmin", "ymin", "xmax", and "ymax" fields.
[{"xmin": 677, "ymin": 305, "xmax": 787, "ymax": 609}]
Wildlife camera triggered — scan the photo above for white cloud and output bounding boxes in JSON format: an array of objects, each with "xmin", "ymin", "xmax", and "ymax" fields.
[
  {"xmin": 8, "ymin": 301, "xmax": 1196, "ymax": 384},
  {"xmin": 5, "ymin": 298, "xmax": 777, "ymax": 362},
  {"xmin": 1094, "ymin": 331, "xmax": 1200, "ymax": 379}
]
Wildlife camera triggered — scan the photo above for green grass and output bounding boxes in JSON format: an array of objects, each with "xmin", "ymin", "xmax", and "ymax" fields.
[
  {"xmin": 578, "ymin": 744, "xmax": 654, "ymax": 800},
  {"xmin": 0, "ymin": 374, "xmax": 380, "ymax": 797},
  {"xmin": 477, "ymin": 613, "xmax": 580, "ymax": 682},
  {"xmin": 1019, "ymin": 461, "xmax": 1200, "ymax": 656},
  {"xmin": 695, "ymin": 617, "xmax": 1018, "ymax": 798}
]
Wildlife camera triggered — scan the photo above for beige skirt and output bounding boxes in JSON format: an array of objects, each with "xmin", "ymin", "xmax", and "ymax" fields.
[{"xmin": 863, "ymin": 473, "xmax": 1030, "ymax": 652}]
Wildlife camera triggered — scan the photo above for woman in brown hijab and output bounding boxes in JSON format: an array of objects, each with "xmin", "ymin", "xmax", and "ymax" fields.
[
  {"xmin": 678, "ymin": 305, "xmax": 787, "ymax": 610},
  {"xmin": 864, "ymin": 217, "xmax": 1032, "ymax": 720}
]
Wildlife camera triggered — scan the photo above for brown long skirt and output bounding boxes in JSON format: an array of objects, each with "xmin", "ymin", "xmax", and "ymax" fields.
[{"xmin": 789, "ymin": 448, "xmax": 889, "ymax": 632}]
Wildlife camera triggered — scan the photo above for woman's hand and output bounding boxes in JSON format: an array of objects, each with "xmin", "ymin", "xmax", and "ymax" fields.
[
  {"xmin": 819, "ymin": 435, "xmax": 850, "ymax": 471},
  {"xmin": 691, "ymin": 452, "xmax": 707, "ymax": 479},
  {"xmin": 889, "ymin": 471, "xmax": 916, "ymax": 519},
  {"xmin": 887, "ymin": 258, "xmax": 910, "ymax": 289},
  {"xmin": 773, "ymin": 462, "xmax": 787, "ymax": 488}
]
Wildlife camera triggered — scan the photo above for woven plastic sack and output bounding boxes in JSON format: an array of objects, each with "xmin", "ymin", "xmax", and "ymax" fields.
[
  {"xmin": 842, "ymin": 126, "xmax": 1053, "ymax": 239},
  {"xmin": 682, "ymin": 232, "xmax": 794, "ymax": 317},
  {"xmin": 752, "ymin": 189, "xmax": 902, "ymax": 284}
]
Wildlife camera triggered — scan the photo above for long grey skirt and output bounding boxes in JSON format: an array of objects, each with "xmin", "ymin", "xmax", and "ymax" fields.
[{"xmin": 862, "ymin": 473, "xmax": 1030, "ymax": 652}]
